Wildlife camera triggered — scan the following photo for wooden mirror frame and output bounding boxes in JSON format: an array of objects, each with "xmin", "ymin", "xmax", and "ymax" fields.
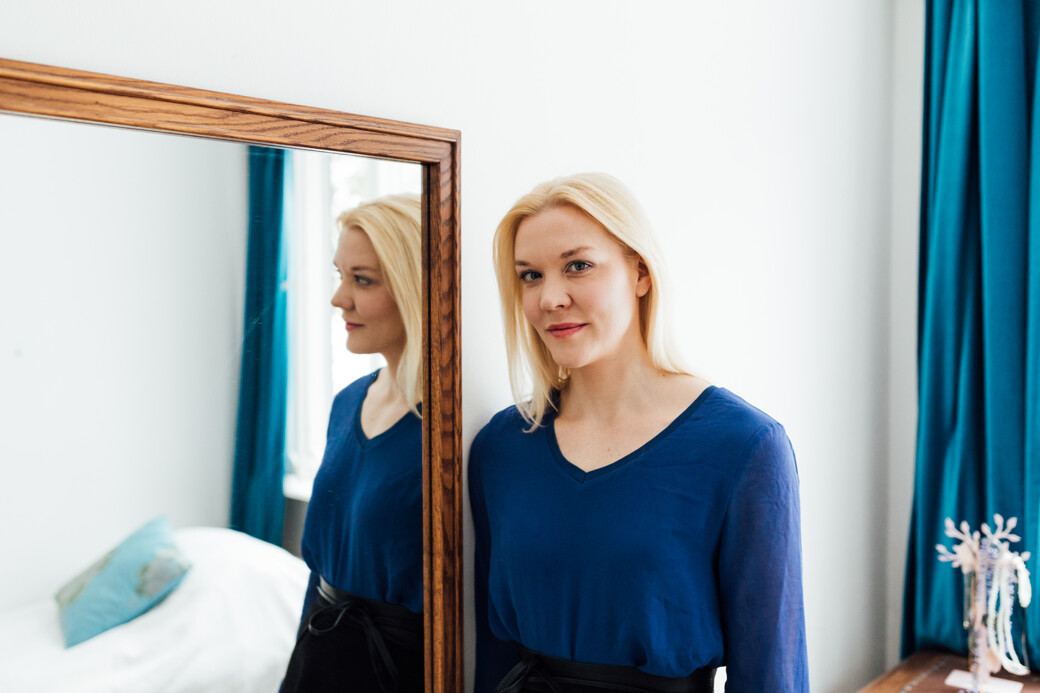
[{"xmin": 0, "ymin": 57, "xmax": 462, "ymax": 693}]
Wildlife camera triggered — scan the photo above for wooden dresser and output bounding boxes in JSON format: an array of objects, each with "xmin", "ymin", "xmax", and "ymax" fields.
[{"xmin": 859, "ymin": 651, "xmax": 1040, "ymax": 692}]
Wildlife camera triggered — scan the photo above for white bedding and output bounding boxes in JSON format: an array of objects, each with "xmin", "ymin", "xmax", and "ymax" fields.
[{"xmin": 0, "ymin": 527, "xmax": 309, "ymax": 693}]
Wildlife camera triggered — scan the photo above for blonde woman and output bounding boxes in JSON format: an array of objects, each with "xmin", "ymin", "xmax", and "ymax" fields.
[
  {"xmin": 469, "ymin": 174, "xmax": 808, "ymax": 692},
  {"xmin": 283, "ymin": 194, "xmax": 424, "ymax": 693}
]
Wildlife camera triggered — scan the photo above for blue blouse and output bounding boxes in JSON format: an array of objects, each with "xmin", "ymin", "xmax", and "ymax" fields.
[
  {"xmin": 299, "ymin": 371, "xmax": 423, "ymax": 618},
  {"xmin": 469, "ymin": 386, "xmax": 808, "ymax": 692}
]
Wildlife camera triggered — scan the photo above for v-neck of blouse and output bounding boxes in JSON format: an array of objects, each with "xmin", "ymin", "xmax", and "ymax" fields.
[
  {"xmin": 546, "ymin": 385, "xmax": 718, "ymax": 484},
  {"xmin": 354, "ymin": 370, "xmax": 416, "ymax": 446}
]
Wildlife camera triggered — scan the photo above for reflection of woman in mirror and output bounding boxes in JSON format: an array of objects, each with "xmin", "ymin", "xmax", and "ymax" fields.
[
  {"xmin": 470, "ymin": 174, "xmax": 808, "ymax": 692},
  {"xmin": 282, "ymin": 194, "xmax": 423, "ymax": 693}
]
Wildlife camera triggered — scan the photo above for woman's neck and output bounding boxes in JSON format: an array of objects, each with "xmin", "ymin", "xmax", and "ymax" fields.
[
  {"xmin": 381, "ymin": 346, "xmax": 403, "ymax": 386},
  {"xmin": 559, "ymin": 348, "xmax": 668, "ymax": 424},
  {"xmin": 367, "ymin": 347, "xmax": 408, "ymax": 408},
  {"xmin": 375, "ymin": 362, "xmax": 405, "ymax": 402}
]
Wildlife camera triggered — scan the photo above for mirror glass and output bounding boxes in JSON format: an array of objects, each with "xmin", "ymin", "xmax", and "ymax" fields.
[{"xmin": 0, "ymin": 112, "xmax": 423, "ymax": 689}]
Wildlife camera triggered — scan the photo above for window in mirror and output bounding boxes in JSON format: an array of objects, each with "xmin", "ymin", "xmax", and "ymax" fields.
[{"xmin": 283, "ymin": 151, "xmax": 421, "ymax": 502}]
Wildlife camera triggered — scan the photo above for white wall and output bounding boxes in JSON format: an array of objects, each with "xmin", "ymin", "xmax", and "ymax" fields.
[
  {"xmin": 0, "ymin": 1, "xmax": 921, "ymax": 690},
  {"xmin": 886, "ymin": 0, "xmax": 926, "ymax": 668},
  {"xmin": 0, "ymin": 117, "xmax": 247, "ymax": 610}
]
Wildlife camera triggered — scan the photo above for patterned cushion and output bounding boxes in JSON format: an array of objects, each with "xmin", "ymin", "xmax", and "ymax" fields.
[{"xmin": 55, "ymin": 516, "xmax": 191, "ymax": 647}]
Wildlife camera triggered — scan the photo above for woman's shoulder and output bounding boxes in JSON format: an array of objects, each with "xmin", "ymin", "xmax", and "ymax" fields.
[
  {"xmin": 697, "ymin": 387, "xmax": 797, "ymax": 487},
  {"xmin": 695, "ymin": 386, "xmax": 790, "ymax": 451},
  {"xmin": 473, "ymin": 403, "xmax": 530, "ymax": 441},
  {"xmin": 329, "ymin": 370, "xmax": 380, "ymax": 410},
  {"xmin": 468, "ymin": 404, "xmax": 527, "ymax": 488},
  {"xmin": 470, "ymin": 402, "xmax": 546, "ymax": 459}
]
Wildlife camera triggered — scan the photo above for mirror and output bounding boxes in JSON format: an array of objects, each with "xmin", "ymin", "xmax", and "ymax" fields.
[{"xmin": 0, "ymin": 58, "xmax": 461, "ymax": 693}]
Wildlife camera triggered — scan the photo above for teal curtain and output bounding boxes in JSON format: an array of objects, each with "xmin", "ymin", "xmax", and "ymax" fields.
[
  {"xmin": 230, "ymin": 146, "xmax": 291, "ymax": 545},
  {"xmin": 903, "ymin": 0, "xmax": 1040, "ymax": 661}
]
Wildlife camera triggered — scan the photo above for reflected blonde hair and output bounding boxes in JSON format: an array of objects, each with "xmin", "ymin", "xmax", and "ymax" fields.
[
  {"xmin": 492, "ymin": 172, "xmax": 687, "ymax": 428},
  {"xmin": 337, "ymin": 193, "xmax": 422, "ymax": 414}
]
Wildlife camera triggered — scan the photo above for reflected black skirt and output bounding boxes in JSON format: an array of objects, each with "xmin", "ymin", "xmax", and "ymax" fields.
[
  {"xmin": 281, "ymin": 578, "xmax": 423, "ymax": 693},
  {"xmin": 495, "ymin": 647, "xmax": 715, "ymax": 693}
]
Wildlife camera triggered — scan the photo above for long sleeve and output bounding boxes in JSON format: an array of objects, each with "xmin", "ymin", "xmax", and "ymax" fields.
[
  {"xmin": 468, "ymin": 435, "xmax": 520, "ymax": 692},
  {"xmin": 296, "ymin": 570, "xmax": 320, "ymax": 635},
  {"xmin": 717, "ymin": 423, "xmax": 809, "ymax": 692}
]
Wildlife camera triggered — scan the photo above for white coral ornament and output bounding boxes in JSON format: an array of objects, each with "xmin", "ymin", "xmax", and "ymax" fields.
[{"xmin": 936, "ymin": 515, "xmax": 1032, "ymax": 692}]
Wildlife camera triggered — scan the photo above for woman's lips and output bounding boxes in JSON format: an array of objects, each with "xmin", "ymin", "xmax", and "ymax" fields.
[
  {"xmin": 547, "ymin": 322, "xmax": 585, "ymax": 338},
  {"xmin": 345, "ymin": 322, "xmax": 363, "ymax": 332}
]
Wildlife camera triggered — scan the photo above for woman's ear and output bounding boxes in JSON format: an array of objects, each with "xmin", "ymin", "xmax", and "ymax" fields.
[{"xmin": 635, "ymin": 258, "xmax": 651, "ymax": 298}]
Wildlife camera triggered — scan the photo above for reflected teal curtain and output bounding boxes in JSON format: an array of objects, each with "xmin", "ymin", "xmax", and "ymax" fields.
[
  {"xmin": 903, "ymin": 0, "xmax": 1040, "ymax": 661},
  {"xmin": 230, "ymin": 146, "xmax": 291, "ymax": 545}
]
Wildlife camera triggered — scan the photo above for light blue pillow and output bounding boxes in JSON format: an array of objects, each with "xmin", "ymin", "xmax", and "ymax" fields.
[{"xmin": 55, "ymin": 515, "xmax": 192, "ymax": 647}]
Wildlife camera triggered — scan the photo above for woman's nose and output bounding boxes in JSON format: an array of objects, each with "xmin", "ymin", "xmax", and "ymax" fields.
[
  {"xmin": 538, "ymin": 277, "xmax": 569, "ymax": 311},
  {"xmin": 331, "ymin": 282, "xmax": 352, "ymax": 310}
]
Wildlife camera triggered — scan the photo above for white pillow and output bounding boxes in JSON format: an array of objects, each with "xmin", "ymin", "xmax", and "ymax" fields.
[{"xmin": 0, "ymin": 527, "xmax": 310, "ymax": 693}]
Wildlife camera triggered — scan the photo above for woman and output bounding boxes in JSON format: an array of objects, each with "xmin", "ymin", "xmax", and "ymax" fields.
[
  {"xmin": 282, "ymin": 193, "xmax": 424, "ymax": 693},
  {"xmin": 470, "ymin": 174, "xmax": 808, "ymax": 692}
]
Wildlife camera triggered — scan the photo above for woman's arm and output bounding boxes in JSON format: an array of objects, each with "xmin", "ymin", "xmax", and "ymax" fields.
[
  {"xmin": 469, "ymin": 432, "xmax": 521, "ymax": 692},
  {"xmin": 718, "ymin": 423, "xmax": 809, "ymax": 692},
  {"xmin": 296, "ymin": 571, "xmax": 319, "ymax": 636}
]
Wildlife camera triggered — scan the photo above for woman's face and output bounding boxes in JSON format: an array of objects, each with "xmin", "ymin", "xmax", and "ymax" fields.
[
  {"xmin": 514, "ymin": 205, "xmax": 650, "ymax": 372},
  {"xmin": 330, "ymin": 225, "xmax": 406, "ymax": 362}
]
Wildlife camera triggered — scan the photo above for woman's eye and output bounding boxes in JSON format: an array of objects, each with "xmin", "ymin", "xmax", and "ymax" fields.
[
  {"xmin": 354, "ymin": 274, "xmax": 373, "ymax": 286},
  {"xmin": 567, "ymin": 260, "xmax": 591, "ymax": 273},
  {"xmin": 518, "ymin": 270, "xmax": 541, "ymax": 282}
]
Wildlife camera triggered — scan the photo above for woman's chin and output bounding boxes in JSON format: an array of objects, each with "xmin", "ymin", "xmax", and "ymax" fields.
[
  {"xmin": 546, "ymin": 350, "xmax": 591, "ymax": 372},
  {"xmin": 345, "ymin": 341, "xmax": 377, "ymax": 356}
]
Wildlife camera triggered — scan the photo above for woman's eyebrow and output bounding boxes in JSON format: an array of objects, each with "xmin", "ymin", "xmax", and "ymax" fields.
[
  {"xmin": 560, "ymin": 246, "xmax": 593, "ymax": 259},
  {"xmin": 515, "ymin": 246, "xmax": 594, "ymax": 267},
  {"xmin": 349, "ymin": 264, "xmax": 380, "ymax": 272}
]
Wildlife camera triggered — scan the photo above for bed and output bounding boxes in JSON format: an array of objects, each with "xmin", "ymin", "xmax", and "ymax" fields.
[{"xmin": 0, "ymin": 526, "xmax": 309, "ymax": 693}]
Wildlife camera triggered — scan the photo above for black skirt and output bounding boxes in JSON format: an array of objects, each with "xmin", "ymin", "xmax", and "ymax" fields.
[
  {"xmin": 495, "ymin": 647, "xmax": 715, "ymax": 693},
  {"xmin": 281, "ymin": 580, "xmax": 424, "ymax": 693}
]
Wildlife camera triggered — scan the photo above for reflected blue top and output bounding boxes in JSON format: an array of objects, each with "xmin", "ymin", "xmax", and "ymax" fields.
[
  {"xmin": 469, "ymin": 387, "xmax": 808, "ymax": 691},
  {"xmin": 299, "ymin": 370, "xmax": 423, "ymax": 617}
]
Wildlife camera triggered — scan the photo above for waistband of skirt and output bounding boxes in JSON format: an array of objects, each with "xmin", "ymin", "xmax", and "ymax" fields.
[
  {"xmin": 316, "ymin": 576, "xmax": 422, "ymax": 625},
  {"xmin": 506, "ymin": 646, "xmax": 715, "ymax": 693}
]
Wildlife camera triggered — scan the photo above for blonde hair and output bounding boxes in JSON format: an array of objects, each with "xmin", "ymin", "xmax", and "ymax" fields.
[
  {"xmin": 492, "ymin": 172, "xmax": 687, "ymax": 428},
  {"xmin": 337, "ymin": 193, "xmax": 422, "ymax": 415}
]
